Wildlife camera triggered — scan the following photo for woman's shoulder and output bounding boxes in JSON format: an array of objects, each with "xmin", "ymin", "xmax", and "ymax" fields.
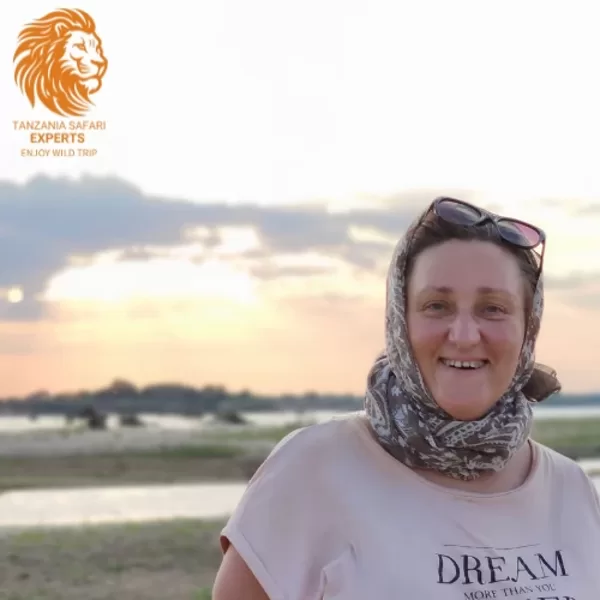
[
  {"xmin": 533, "ymin": 439, "xmax": 591, "ymax": 474},
  {"xmin": 220, "ymin": 414, "xmax": 368, "ymax": 599},
  {"xmin": 258, "ymin": 412, "xmax": 365, "ymax": 471},
  {"xmin": 533, "ymin": 440, "xmax": 600, "ymax": 498}
]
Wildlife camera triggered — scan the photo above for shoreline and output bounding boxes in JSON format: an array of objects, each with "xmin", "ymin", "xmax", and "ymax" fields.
[
  {"xmin": 0, "ymin": 416, "xmax": 599, "ymax": 492},
  {"xmin": 3, "ymin": 415, "xmax": 600, "ymax": 599}
]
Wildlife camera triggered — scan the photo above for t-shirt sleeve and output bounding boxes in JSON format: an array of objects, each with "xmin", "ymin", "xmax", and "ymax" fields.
[
  {"xmin": 220, "ymin": 426, "xmax": 345, "ymax": 600},
  {"xmin": 583, "ymin": 470, "xmax": 600, "ymax": 514}
]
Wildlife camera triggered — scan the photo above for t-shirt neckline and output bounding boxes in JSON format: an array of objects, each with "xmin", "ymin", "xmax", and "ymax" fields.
[{"xmin": 349, "ymin": 412, "xmax": 543, "ymax": 501}]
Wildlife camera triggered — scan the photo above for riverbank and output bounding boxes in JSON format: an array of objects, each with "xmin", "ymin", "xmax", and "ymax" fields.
[
  {"xmin": 531, "ymin": 417, "xmax": 600, "ymax": 462},
  {"xmin": 0, "ymin": 422, "xmax": 299, "ymax": 492},
  {"xmin": 0, "ymin": 447, "xmax": 262, "ymax": 493},
  {"xmin": 1, "ymin": 416, "xmax": 600, "ymax": 492},
  {"xmin": 1, "ymin": 518, "xmax": 223, "ymax": 600},
  {"xmin": 3, "ymin": 415, "xmax": 600, "ymax": 599}
]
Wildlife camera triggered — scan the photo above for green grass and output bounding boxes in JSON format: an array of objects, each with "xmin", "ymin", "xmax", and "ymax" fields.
[
  {"xmin": 202, "ymin": 422, "xmax": 308, "ymax": 444},
  {"xmin": 532, "ymin": 418, "xmax": 600, "ymax": 457},
  {"xmin": 151, "ymin": 443, "xmax": 244, "ymax": 458},
  {"xmin": 2, "ymin": 417, "xmax": 600, "ymax": 496},
  {"xmin": 2, "ymin": 417, "xmax": 600, "ymax": 599},
  {"xmin": 0, "ymin": 443, "xmax": 258, "ymax": 493},
  {"xmin": 0, "ymin": 518, "xmax": 226, "ymax": 600}
]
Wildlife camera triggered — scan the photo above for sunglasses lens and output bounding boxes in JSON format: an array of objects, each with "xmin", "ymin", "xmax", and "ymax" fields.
[
  {"xmin": 497, "ymin": 220, "xmax": 541, "ymax": 248},
  {"xmin": 436, "ymin": 198, "xmax": 482, "ymax": 225}
]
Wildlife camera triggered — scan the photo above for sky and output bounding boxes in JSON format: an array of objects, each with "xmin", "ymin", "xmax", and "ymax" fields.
[{"xmin": 0, "ymin": 0, "xmax": 599, "ymax": 397}]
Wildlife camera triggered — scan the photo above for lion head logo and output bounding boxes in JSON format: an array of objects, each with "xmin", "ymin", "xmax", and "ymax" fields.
[{"xmin": 13, "ymin": 9, "xmax": 108, "ymax": 118}]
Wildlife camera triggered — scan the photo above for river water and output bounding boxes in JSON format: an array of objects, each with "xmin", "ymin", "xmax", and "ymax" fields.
[
  {"xmin": 0, "ymin": 405, "xmax": 598, "ymax": 434},
  {"xmin": 1, "ymin": 406, "xmax": 598, "ymax": 529},
  {"xmin": 3, "ymin": 474, "xmax": 600, "ymax": 530},
  {"xmin": 0, "ymin": 482, "xmax": 248, "ymax": 528}
]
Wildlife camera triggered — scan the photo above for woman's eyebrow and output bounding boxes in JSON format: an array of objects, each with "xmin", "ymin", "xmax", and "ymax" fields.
[{"xmin": 420, "ymin": 285, "xmax": 512, "ymax": 295}]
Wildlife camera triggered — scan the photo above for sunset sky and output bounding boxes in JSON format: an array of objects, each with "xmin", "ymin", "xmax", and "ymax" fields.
[{"xmin": 0, "ymin": 0, "xmax": 599, "ymax": 397}]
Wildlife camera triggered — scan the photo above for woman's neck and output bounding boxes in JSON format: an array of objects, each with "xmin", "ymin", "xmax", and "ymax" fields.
[{"xmin": 414, "ymin": 441, "xmax": 534, "ymax": 493}]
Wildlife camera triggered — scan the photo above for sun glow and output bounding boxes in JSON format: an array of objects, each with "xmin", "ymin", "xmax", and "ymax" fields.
[
  {"xmin": 44, "ymin": 259, "xmax": 259, "ymax": 304},
  {"xmin": 5, "ymin": 287, "xmax": 24, "ymax": 303}
]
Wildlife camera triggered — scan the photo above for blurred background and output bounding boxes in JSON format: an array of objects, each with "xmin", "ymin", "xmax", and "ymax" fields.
[{"xmin": 1, "ymin": 1, "xmax": 600, "ymax": 598}]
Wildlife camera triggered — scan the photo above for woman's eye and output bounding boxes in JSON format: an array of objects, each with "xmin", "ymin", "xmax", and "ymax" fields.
[
  {"xmin": 424, "ymin": 302, "xmax": 447, "ymax": 312},
  {"xmin": 483, "ymin": 305, "xmax": 506, "ymax": 315}
]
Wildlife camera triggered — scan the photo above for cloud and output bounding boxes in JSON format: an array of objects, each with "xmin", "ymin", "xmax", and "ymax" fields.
[
  {"xmin": 563, "ymin": 293, "xmax": 600, "ymax": 310},
  {"xmin": 570, "ymin": 202, "xmax": 600, "ymax": 216},
  {"xmin": 0, "ymin": 175, "xmax": 424, "ymax": 321},
  {"xmin": 544, "ymin": 271, "xmax": 600, "ymax": 310},
  {"xmin": 3, "ymin": 174, "xmax": 596, "ymax": 323},
  {"xmin": 544, "ymin": 272, "xmax": 600, "ymax": 290},
  {"xmin": 248, "ymin": 264, "xmax": 336, "ymax": 281}
]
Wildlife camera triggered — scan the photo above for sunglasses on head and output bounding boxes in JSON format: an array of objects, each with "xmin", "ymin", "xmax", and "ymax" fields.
[
  {"xmin": 430, "ymin": 197, "xmax": 546, "ymax": 250},
  {"xmin": 418, "ymin": 196, "xmax": 546, "ymax": 280}
]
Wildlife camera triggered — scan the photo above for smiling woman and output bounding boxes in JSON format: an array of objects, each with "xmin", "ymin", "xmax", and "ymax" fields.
[
  {"xmin": 406, "ymin": 240, "xmax": 527, "ymax": 421},
  {"xmin": 212, "ymin": 197, "xmax": 600, "ymax": 600}
]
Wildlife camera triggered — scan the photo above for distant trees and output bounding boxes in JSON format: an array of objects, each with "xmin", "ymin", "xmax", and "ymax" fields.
[
  {"xmin": 107, "ymin": 378, "xmax": 139, "ymax": 395},
  {"xmin": 0, "ymin": 379, "xmax": 593, "ymax": 421},
  {"xmin": 0, "ymin": 380, "xmax": 364, "ymax": 418}
]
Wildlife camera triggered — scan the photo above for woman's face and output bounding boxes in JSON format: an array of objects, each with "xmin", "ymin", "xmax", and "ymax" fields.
[{"xmin": 406, "ymin": 240, "xmax": 527, "ymax": 421}]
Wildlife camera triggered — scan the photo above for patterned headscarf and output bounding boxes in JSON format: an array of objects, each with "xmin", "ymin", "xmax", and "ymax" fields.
[{"xmin": 364, "ymin": 205, "xmax": 561, "ymax": 480}]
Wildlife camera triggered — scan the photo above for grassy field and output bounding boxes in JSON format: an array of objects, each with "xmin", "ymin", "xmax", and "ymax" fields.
[
  {"xmin": 0, "ymin": 445, "xmax": 254, "ymax": 493},
  {"xmin": 0, "ymin": 423, "xmax": 303, "ymax": 492},
  {"xmin": 0, "ymin": 518, "xmax": 224, "ymax": 600},
  {"xmin": 200, "ymin": 423, "xmax": 305, "ymax": 444},
  {"xmin": 1, "ymin": 416, "xmax": 600, "ymax": 598},
  {"xmin": 0, "ymin": 418, "xmax": 599, "ymax": 492},
  {"xmin": 532, "ymin": 417, "xmax": 600, "ymax": 462}
]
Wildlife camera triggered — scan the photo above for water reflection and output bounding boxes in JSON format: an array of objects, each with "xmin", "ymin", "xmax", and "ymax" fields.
[
  {"xmin": 1, "ymin": 406, "xmax": 598, "ymax": 435},
  {"xmin": 2, "ymin": 475, "xmax": 599, "ymax": 530},
  {"xmin": 0, "ymin": 482, "xmax": 248, "ymax": 528},
  {"xmin": 2, "ymin": 406, "xmax": 600, "ymax": 529}
]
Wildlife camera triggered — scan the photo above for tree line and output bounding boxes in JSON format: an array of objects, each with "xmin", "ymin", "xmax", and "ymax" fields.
[
  {"xmin": 0, "ymin": 378, "xmax": 596, "ymax": 417},
  {"xmin": 0, "ymin": 379, "xmax": 363, "ymax": 417}
]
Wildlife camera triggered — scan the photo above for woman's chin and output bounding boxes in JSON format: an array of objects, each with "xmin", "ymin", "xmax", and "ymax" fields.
[
  {"xmin": 430, "ymin": 368, "xmax": 496, "ymax": 420},
  {"xmin": 432, "ymin": 393, "xmax": 493, "ymax": 421}
]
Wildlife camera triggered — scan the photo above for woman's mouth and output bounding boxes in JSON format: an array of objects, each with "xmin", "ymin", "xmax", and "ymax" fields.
[{"xmin": 439, "ymin": 358, "xmax": 489, "ymax": 370}]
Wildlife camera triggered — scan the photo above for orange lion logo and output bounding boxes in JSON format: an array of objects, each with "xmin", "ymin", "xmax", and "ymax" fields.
[{"xmin": 13, "ymin": 9, "xmax": 108, "ymax": 118}]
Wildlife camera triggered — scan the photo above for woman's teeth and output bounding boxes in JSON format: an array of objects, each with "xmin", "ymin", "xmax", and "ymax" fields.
[{"xmin": 440, "ymin": 359, "xmax": 487, "ymax": 369}]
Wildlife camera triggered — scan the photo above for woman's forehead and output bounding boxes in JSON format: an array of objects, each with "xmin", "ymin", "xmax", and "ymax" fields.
[{"xmin": 405, "ymin": 240, "xmax": 523, "ymax": 295}]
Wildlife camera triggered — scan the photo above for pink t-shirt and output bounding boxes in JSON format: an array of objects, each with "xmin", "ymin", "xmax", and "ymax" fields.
[{"xmin": 220, "ymin": 412, "xmax": 600, "ymax": 599}]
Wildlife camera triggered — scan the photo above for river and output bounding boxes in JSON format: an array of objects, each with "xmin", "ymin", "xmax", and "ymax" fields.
[
  {"xmin": 0, "ymin": 404, "xmax": 599, "ymax": 434},
  {"xmin": 0, "ymin": 406, "xmax": 598, "ymax": 529},
  {"xmin": 2, "ymin": 474, "xmax": 600, "ymax": 530},
  {"xmin": 0, "ymin": 482, "xmax": 248, "ymax": 529}
]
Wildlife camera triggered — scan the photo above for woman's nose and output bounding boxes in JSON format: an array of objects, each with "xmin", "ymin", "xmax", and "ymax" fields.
[{"xmin": 447, "ymin": 313, "xmax": 481, "ymax": 347}]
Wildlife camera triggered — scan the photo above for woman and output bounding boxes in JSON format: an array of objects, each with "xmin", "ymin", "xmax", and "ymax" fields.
[{"xmin": 213, "ymin": 197, "xmax": 600, "ymax": 599}]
